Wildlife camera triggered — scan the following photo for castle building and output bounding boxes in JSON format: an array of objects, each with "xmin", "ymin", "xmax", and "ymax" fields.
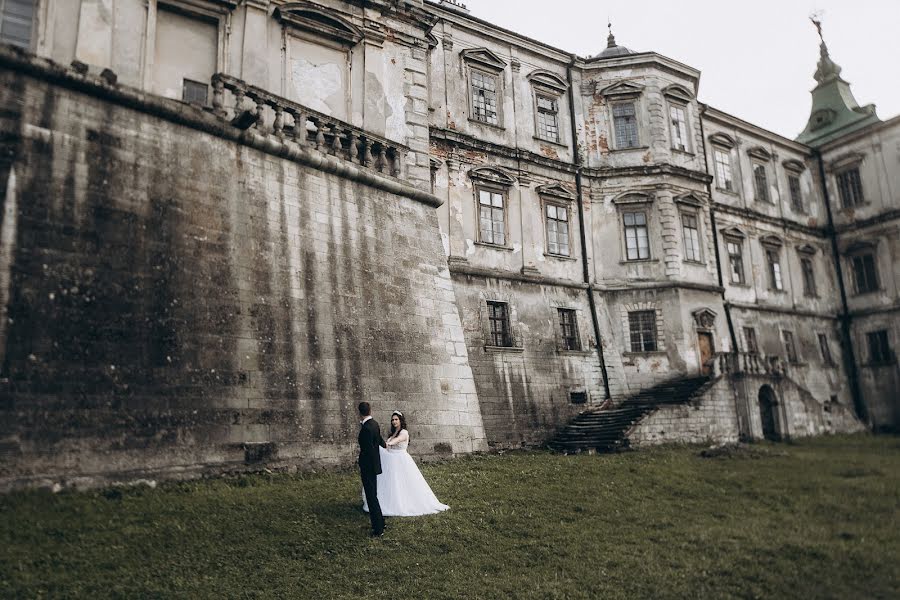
[{"xmin": 0, "ymin": 0, "xmax": 894, "ymax": 490}]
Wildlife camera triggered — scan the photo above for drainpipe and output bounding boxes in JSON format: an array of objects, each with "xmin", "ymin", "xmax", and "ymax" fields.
[
  {"xmin": 568, "ymin": 55, "xmax": 611, "ymax": 401},
  {"xmin": 814, "ymin": 150, "xmax": 868, "ymax": 425},
  {"xmin": 698, "ymin": 103, "xmax": 738, "ymax": 355}
]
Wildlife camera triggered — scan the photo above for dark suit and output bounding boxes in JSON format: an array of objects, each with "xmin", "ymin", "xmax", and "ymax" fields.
[{"xmin": 358, "ymin": 418, "xmax": 386, "ymax": 534}]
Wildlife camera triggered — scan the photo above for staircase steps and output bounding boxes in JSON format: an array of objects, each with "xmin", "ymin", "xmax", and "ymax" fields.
[{"xmin": 548, "ymin": 376, "xmax": 710, "ymax": 453}]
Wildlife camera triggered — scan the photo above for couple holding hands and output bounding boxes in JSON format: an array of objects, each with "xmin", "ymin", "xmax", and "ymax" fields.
[{"xmin": 357, "ymin": 402, "xmax": 449, "ymax": 537}]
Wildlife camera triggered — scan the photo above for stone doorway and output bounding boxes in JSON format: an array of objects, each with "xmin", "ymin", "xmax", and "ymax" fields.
[
  {"xmin": 698, "ymin": 331, "xmax": 714, "ymax": 376},
  {"xmin": 758, "ymin": 385, "xmax": 780, "ymax": 441}
]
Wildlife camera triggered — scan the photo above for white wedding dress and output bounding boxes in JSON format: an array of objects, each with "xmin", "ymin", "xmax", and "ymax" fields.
[{"xmin": 362, "ymin": 433, "xmax": 449, "ymax": 517}]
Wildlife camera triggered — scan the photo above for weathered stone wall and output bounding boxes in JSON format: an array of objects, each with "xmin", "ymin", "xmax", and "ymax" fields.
[
  {"xmin": 627, "ymin": 377, "xmax": 739, "ymax": 447},
  {"xmin": 0, "ymin": 58, "xmax": 486, "ymax": 491}
]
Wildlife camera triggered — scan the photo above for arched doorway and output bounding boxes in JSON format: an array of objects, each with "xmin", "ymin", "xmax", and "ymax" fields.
[{"xmin": 758, "ymin": 385, "xmax": 780, "ymax": 441}]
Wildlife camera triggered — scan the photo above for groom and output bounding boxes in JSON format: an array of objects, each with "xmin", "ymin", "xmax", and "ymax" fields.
[{"xmin": 358, "ymin": 402, "xmax": 386, "ymax": 537}]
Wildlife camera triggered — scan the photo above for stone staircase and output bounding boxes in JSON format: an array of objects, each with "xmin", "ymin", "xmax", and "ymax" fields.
[{"xmin": 549, "ymin": 376, "xmax": 711, "ymax": 453}]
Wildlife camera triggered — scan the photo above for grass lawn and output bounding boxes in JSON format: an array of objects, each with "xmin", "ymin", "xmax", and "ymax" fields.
[{"xmin": 1, "ymin": 435, "xmax": 898, "ymax": 599}]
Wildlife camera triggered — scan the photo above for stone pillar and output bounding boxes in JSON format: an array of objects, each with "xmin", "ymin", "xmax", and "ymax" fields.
[
  {"xmin": 518, "ymin": 175, "xmax": 540, "ymax": 276},
  {"xmin": 446, "ymin": 158, "xmax": 468, "ymax": 264},
  {"xmin": 403, "ymin": 43, "xmax": 431, "ymax": 191}
]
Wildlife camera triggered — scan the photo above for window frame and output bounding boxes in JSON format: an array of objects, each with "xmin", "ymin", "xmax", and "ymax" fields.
[
  {"xmin": 486, "ymin": 300, "xmax": 513, "ymax": 348},
  {"xmin": 534, "ymin": 92, "xmax": 561, "ymax": 144},
  {"xmin": 765, "ymin": 246, "xmax": 784, "ymax": 291},
  {"xmin": 743, "ymin": 327, "xmax": 759, "ymax": 355},
  {"xmin": 0, "ymin": 0, "xmax": 36, "ymax": 50},
  {"xmin": 782, "ymin": 330, "xmax": 799, "ymax": 364},
  {"xmin": 628, "ymin": 310, "xmax": 659, "ymax": 353},
  {"xmin": 713, "ymin": 147, "xmax": 734, "ymax": 192},
  {"xmin": 469, "ymin": 67, "xmax": 501, "ymax": 127},
  {"xmin": 866, "ymin": 330, "xmax": 894, "ymax": 366},
  {"xmin": 725, "ymin": 237, "xmax": 746, "ymax": 285},
  {"xmin": 836, "ymin": 166, "xmax": 865, "ymax": 209},
  {"xmin": 752, "ymin": 161, "xmax": 771, "ymax": 203},
  {"xmin": 622, "ymin": 209, "xmax": 651, "ymax": 262},
  {"xmin": 475, "ymin": 184, "xmax": 509, "ymax": 248},
  {"xmin": 800, "ymin": 255, "xmax": 817, "ymax": 298},
  {"xmin": 543, "ymin": 199, "xmax": 572, "ymax": 258},
  {"xmin": 817, "ymin": 333, "xmax": 834, "ymax": 366},
  {"xmin": 787, "ymin": 172, "xmax": 805, "ymax": 214},
  {"xmin": 681, "ymin": 211, "xmax": 703, "ymax": 263},
  {"xmin": 849, "ymin": 251, "xmax": 879, "ymax": 295},
  {"xmin": 557, "ymin": 308, "xmax": 581, "ymax": 352},
  {"xmin": 611, "ymin": 100, "xmax": 640, "ymax": 150},
  {"xmin": 668, "ymin": 102, "xmax": 689, "ymax": 152}
]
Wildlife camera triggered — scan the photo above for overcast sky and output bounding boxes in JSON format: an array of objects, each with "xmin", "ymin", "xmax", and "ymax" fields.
[{"xmin": 459, "ymin": 0, "xmax": 899, "ymax": 140}]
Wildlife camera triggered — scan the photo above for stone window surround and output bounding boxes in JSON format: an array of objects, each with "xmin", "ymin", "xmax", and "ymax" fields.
[
  {"xmin": 553, "ymin": 305, "xmax": 586, "ymax": 353},
  {"xmin": 782, "ymin": 329, "xmax": 801, "ymax": 364},
  {"xmin": 797, "ymin": 244, "xmax": 818, "ymax": 298},
  {"xmin": 621, "ymin": 302, "xmax": 666, "ymax": 355},
  {"xmin": 817, "ymin": 332, "xmax": 835, "ymax": 367},
  {"xmin": 527, "ymin": 69, "xmax": 568, "ymax": 146},
  {"xmin": 708, "ymin": 132, "xmax": 738, "ymax": 193},
  {"xmin": 865, "ymin": 329, "xmax": 895, "ymax": 366},
  {"xmin": 613, "ymin": 192, "xmax": 655, "ymax": 263},
  {"xmin": 663, "ymin": 84, "xmax": 694, "ymax": 154},
  {"xmin": 761, "ymin": 234, "xmax": 786, "ymax": 292},
  {"xmin": 461, "ymin": 47, "xmax": 507, "ymax": 129},
  {"xmin": 599, "ymin": 81, "xmax": 646, "ymax": 151},
  {"xmin": 721, "ymin": 226, "xmax": 747, "ymax": 286},
  {"xmin": 782, "ymin": 159, "xmax": 807, "ymax": 214},
  {"xmin": 742, "ymin": 326, "xmax": 759, "ymax": 355},
  {"xmin": 538, "ymin": 183, "xmax": 577, "ymax": 260},
  {"xmin": 480, "ymin": 291, "xmax": 523, "ymax": 352},
  {"xmin": 828, "ymin": 152, "xmax": 867, "ymax": 210},
  {"xmin": 469, "ymin": 166, "xmax": 516, "ymax": 250},
  {"xmin": 843, "ymin": 240, "xmax": 881, "ymax": 296},
  {"xmin": 748, "ymin": 146, "xmax": 774, "ymax": 204},
  {"xmin": 675, "ymin": 194, "xmax": 705, "ymax": 265}
]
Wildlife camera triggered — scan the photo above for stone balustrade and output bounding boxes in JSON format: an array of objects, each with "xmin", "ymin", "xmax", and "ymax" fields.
[
  {"xmin": 211, "ymin": 73, "xmax": 408, "ymax": 179},
  {"xmin": 711, "ymin": 352, "xmax": 787, "ymax": 378}
]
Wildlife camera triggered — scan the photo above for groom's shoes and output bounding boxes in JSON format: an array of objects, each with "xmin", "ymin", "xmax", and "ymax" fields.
[{"xmin": 370, "ymin": 530, "xmax": 384, "ymax": 538}]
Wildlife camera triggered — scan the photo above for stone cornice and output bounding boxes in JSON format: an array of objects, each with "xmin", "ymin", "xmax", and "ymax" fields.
[
  {"xmin": 429, "ymin": 127, "xmax": 577, "ymax": 174},
  {"xmin": 701, "ymin": 104, "xmax": 813, "ymax": 156},
  {"xmin": 712, "ymin": 202, "xmax": 829, "ymax": 238},
  {"xmin": 592, "ymin": 281, "xmax": 724, "ymax": 294},
  {"xmin": 447, "ymin": 262, "xmax": 588, "ymax": 290},
  {"xmin": 0, "ymin": 46, "xmax": 441, "ymax": 208},
  {"xmin": 726, "ymin": 301, "xmax": 840, "ymax": 321},
  {"xmin": 583, "ymin": 164, "xmax": 713, "ymax": 186},
  {"xmin": 833, "ymin": 209, "xmax": 900, "ymax": 235}
]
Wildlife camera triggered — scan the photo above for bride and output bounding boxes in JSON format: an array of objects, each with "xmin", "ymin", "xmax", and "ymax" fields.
[{"xmin": 363, "ymin": 411, "xmax": 449, "ymax": 517}]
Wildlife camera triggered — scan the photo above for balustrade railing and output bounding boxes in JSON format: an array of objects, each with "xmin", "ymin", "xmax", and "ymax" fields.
[
  {"xmin": 711, "ymin": 351, "xmax": 787, "ymax": 378},
  {"xmin": 211, "ymin": 73, "xmax": 408, "ymax": 179}
]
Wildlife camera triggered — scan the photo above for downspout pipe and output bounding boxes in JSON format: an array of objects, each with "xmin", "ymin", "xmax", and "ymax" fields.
[
  {"xmin": 567, "ymin": 55, "xmax": 611, "ymax": 401},
  {"xmin": 698, "ymin": 104, "xmax": 738, "ymax": 354},
  {"xmin": 815, "ymin": 150, "xmax": 868, "ymax": 425}
]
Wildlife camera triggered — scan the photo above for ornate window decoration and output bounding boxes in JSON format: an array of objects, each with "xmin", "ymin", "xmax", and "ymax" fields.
[
  {"xmin": 470, "ymin": 167, "xmax": 515, "ymax": 248},
  {"xmin": 537, "ymin": 183, "xmax": 576, "ymax": 258},
  {"xmin": 709, "ymin": 133, "xmax": 736, "ymax": 192},
  {"xmin": 600, "ymin": 81, "xmax": 644, "ymax": 150},
  {"xmin": 748, "ymin": 146, "xmax": 773, "ymax": 204},
  {"xmin": 274, "ymin": 2, "xmax": 363, "ymax": 46},
  {"xmin": 527, "ymin": 70, "xmax": 568, "ymax": 144},
  {"xmin": 663, "ymin": 84, "xmax": 694, "ymax": 152},
  {"xmin": 461, "ymin": 48, "xmax": 507, "ymax": 127},
  {"xmin": 692, "ymin": 308, "xmax": 717, "ymax": 331}
]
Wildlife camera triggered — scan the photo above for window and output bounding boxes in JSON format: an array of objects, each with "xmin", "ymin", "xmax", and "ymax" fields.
[
  {"xmin": 629, "ymin": 311, "xmax": 658, "ymax": 353},
  {"xmin": 788, "ymin": 174, "xmax": 804, "ymax": 213},
  {"xmin": 612, "ymin": 102, "xmax": 639, "ymax": 149},
  {"xmin": 545, "ymin": 203, "xmax": 570, "ymax": 256},
  {"xmin": 782, "ymin": 330, "xmax": 799, "ymax": 363},
  {"xmin": 478, "ymin": 188, "xmax": 506, "ymax": 246},
  {"xmin": 681, "ymin": 213, "xmax": 701, "ymax": 262},
  {"xmin": 818, "ymin": 333, "xmax": 834, "ymax": 366},
  {"xmin": 800, "ymin": 257, "xmax": 817, "ymax": 297},
  {"xmin": 766, "ymin": 248, "xmax": 783, "ymax": 291},
  {"xmin": 487, "ymin": 301, "xmax": 512, "ymax": 347},
  {"xmin": 182, "ymin": 79, "xmax": 209, "ymax": 105},
  {"xmin": 623, "ymin": 211, "xmax": 649, "ymax": 261},
  {"xmin": 836, "ymin": 167, "xmax": 864, "ymax": 208},
  {"xmin": 558, "ymin": 309, "xmax": 580, "ymax": 351},
  {"xmin": 471, "ymin": 70, "xmax": 499, "ymax": 126},
  {"xmin": 743, "ymin": 327, "xmax": 759, "ymax": 355},
  {"xmin": 669, "ymin": 104, "xmax": 688, "ymax": 151},
  {"xmin": 726, "ymin": 239, "xmax": 745, "ymax": 284},
  {"xmin": 867, "ymin": 330, "xmax": 893, "ymax": 365},
  {"xmin": 753, "ymin": 163, "xmax": 770, "ymax": 203},
  {"xmin": 0, "ymin": 0, "xmax": 34, "ymax": 48},
  {"xmin": 536, "ymin": 94, "xmax": 560, "ymax": 142},
  {"xmin": 850, "ymin": 253, "xmax": 879, "ymax": 294},
  {"xmin": 714, "ymin": 149, "xmax": 733, "ymax": 192}
]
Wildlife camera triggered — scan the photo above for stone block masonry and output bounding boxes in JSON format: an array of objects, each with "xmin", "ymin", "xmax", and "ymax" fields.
[{"xmin": 0, "ymin": 54, "xmax": 486, "ymax": 491}]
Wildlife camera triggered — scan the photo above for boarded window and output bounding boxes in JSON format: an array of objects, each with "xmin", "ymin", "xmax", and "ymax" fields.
[
  {"xmin": 629, "ymin": 310, "xmax": 658, "ymax": 353},
  {"xmin": 487, "ymin": 301, "xmax": 512, "ymax": 347},
  {"xmin": 545, "ymin": 203, "xmax": 570, "ymax": 256},
  {"xmin": 623, "ymin": 211, "xmax": 649, "ymax": 261},
  {"xmin": 867, "ymin": 330, "xmax": 893, "ymax": 365},
  {"xmin": 727, "ymin": 239, "xmax": 745, "ymax": 284},
  {"xmin": 837, "ymin": 168, "xmax": 864, "ymax": 208},
  {"xmin": 670, "ymin": 104, "xmax": 688, "ymax": 151},
  {"xmin": 714, "ymin": 149, "xmax": 733, "ymax": 191},
  {"xmin": 613, "ymin": 102, "xmax": 639, "ymax": 149},
  {"xmin": 536, "ymin": 94, "xmax": 560, "ymax": 142},
  {"xmin": 682, "ymin": 213, "xmax": 701, "ymax": 262},
  {"xmin": 478, "ymin": 188, "xmax": 506, "ymax": 245},
  {"xmin": 0, "ymin": 0, "xmax": 34, "ymax": 48},
  {"xmin": 471, "ymin": 70, "xmax": 499, "ymax": 125},
  {"xmin": 558, "ymin": 309, "xmax": 580, "ymax": 351},
  {"xmin": 851, "ymin": 253, "xmax": 879, "ymax": 294}
]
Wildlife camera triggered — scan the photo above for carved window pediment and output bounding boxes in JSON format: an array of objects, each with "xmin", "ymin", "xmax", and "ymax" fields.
[
  {"xmin": 720, "ymin": 226, "xmax": 746, "ymax": 239},
  {"xmin": 708, "ymin": 132, "xmax": 735, "ymax": 148},
  {"xmin": 674, "ymin": 193, "xmax": 705, "ymax": 207},
  {"xmin": 275, "ymin": 2, "xmax": 363, "ymax": 46},
  {"xmin": 663, "ymin": 84, "xmax": 694, "ymax": 103},
  {"xmin": 692, "ymin": 308, "xmax": 717, "ymax": 330},
  {"xmin": 612, "ymin": 191, "xmax": 653, "ymax": 205},
  {"xmin": 469, "ymin": 166, "xmax": 516, "ymax": 186},
  {"xmin": 797, "ymin": 243, "xmax": 817, "ymax": 255},
  {"xmin": 536, "ymin": 182, "xmax": 575, "ymax": 200},
  {"xmin": 844, "ymin": 240, "xmax": 877, "ymax": 255},
  {"xmin": 461, "ymin": 47, "xmax": 507, "ymax": 73},
  {"xmin": 599, "ymin": 80, "xmax": 644, "ymax": 98},
  {"xmin": 782, "ymin": 159, "xmax": 806, "ymax": 172},
  {"xmin": 828, "ymin": 152, "xmax": 865, "ymax": 171},
  {"xmin": 527, "ymin": 69, "xmax": 568, "ymax": 94},
  {"xmin": 760, "ymin": 234, "xmax": 784, "ymax": 248},
  {"xmin": 748, "ymin": 146, "xmax": 772, "ymax": 161}
]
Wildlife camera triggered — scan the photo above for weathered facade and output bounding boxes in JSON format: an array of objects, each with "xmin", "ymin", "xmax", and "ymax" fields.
[{"xmin": 0, "ymin": 0, "xmax": 893, "ymax": 490}]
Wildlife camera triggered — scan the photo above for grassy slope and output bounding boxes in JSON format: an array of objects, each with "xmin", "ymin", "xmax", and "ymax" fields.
[{"xmin": 1, "ymin": 435, "xmax": 898, "ymax": 599}]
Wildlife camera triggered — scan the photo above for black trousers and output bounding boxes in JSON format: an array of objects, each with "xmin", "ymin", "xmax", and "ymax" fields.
[{"xmin": 360, "ymin": 469, "xmax": 384, "ymax": 534}]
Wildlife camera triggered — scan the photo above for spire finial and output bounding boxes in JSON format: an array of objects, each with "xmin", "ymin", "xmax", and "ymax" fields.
[
  {"xmin": 810, "ymin": 10, "xmax": 825, "ymax": 44},
  {"xmin": 607, "ymin": 20, "xmax": 616, "ymax": 48}
]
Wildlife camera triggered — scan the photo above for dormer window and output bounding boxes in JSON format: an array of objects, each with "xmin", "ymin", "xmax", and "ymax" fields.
[{"xmin": 0, "ymin": 0, "xmax": 34, "ymax": 49}]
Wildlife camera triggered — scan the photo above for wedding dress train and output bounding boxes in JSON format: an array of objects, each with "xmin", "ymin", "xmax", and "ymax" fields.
[{"xmin": 362, "ymin": 437, "xmax": 449, "ymax": 517}]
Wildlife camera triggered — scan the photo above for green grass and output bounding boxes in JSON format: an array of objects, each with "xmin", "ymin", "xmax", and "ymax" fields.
[{"xmin": 1, "ymin": 435, "xmax": 898, "ymax": 599}]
